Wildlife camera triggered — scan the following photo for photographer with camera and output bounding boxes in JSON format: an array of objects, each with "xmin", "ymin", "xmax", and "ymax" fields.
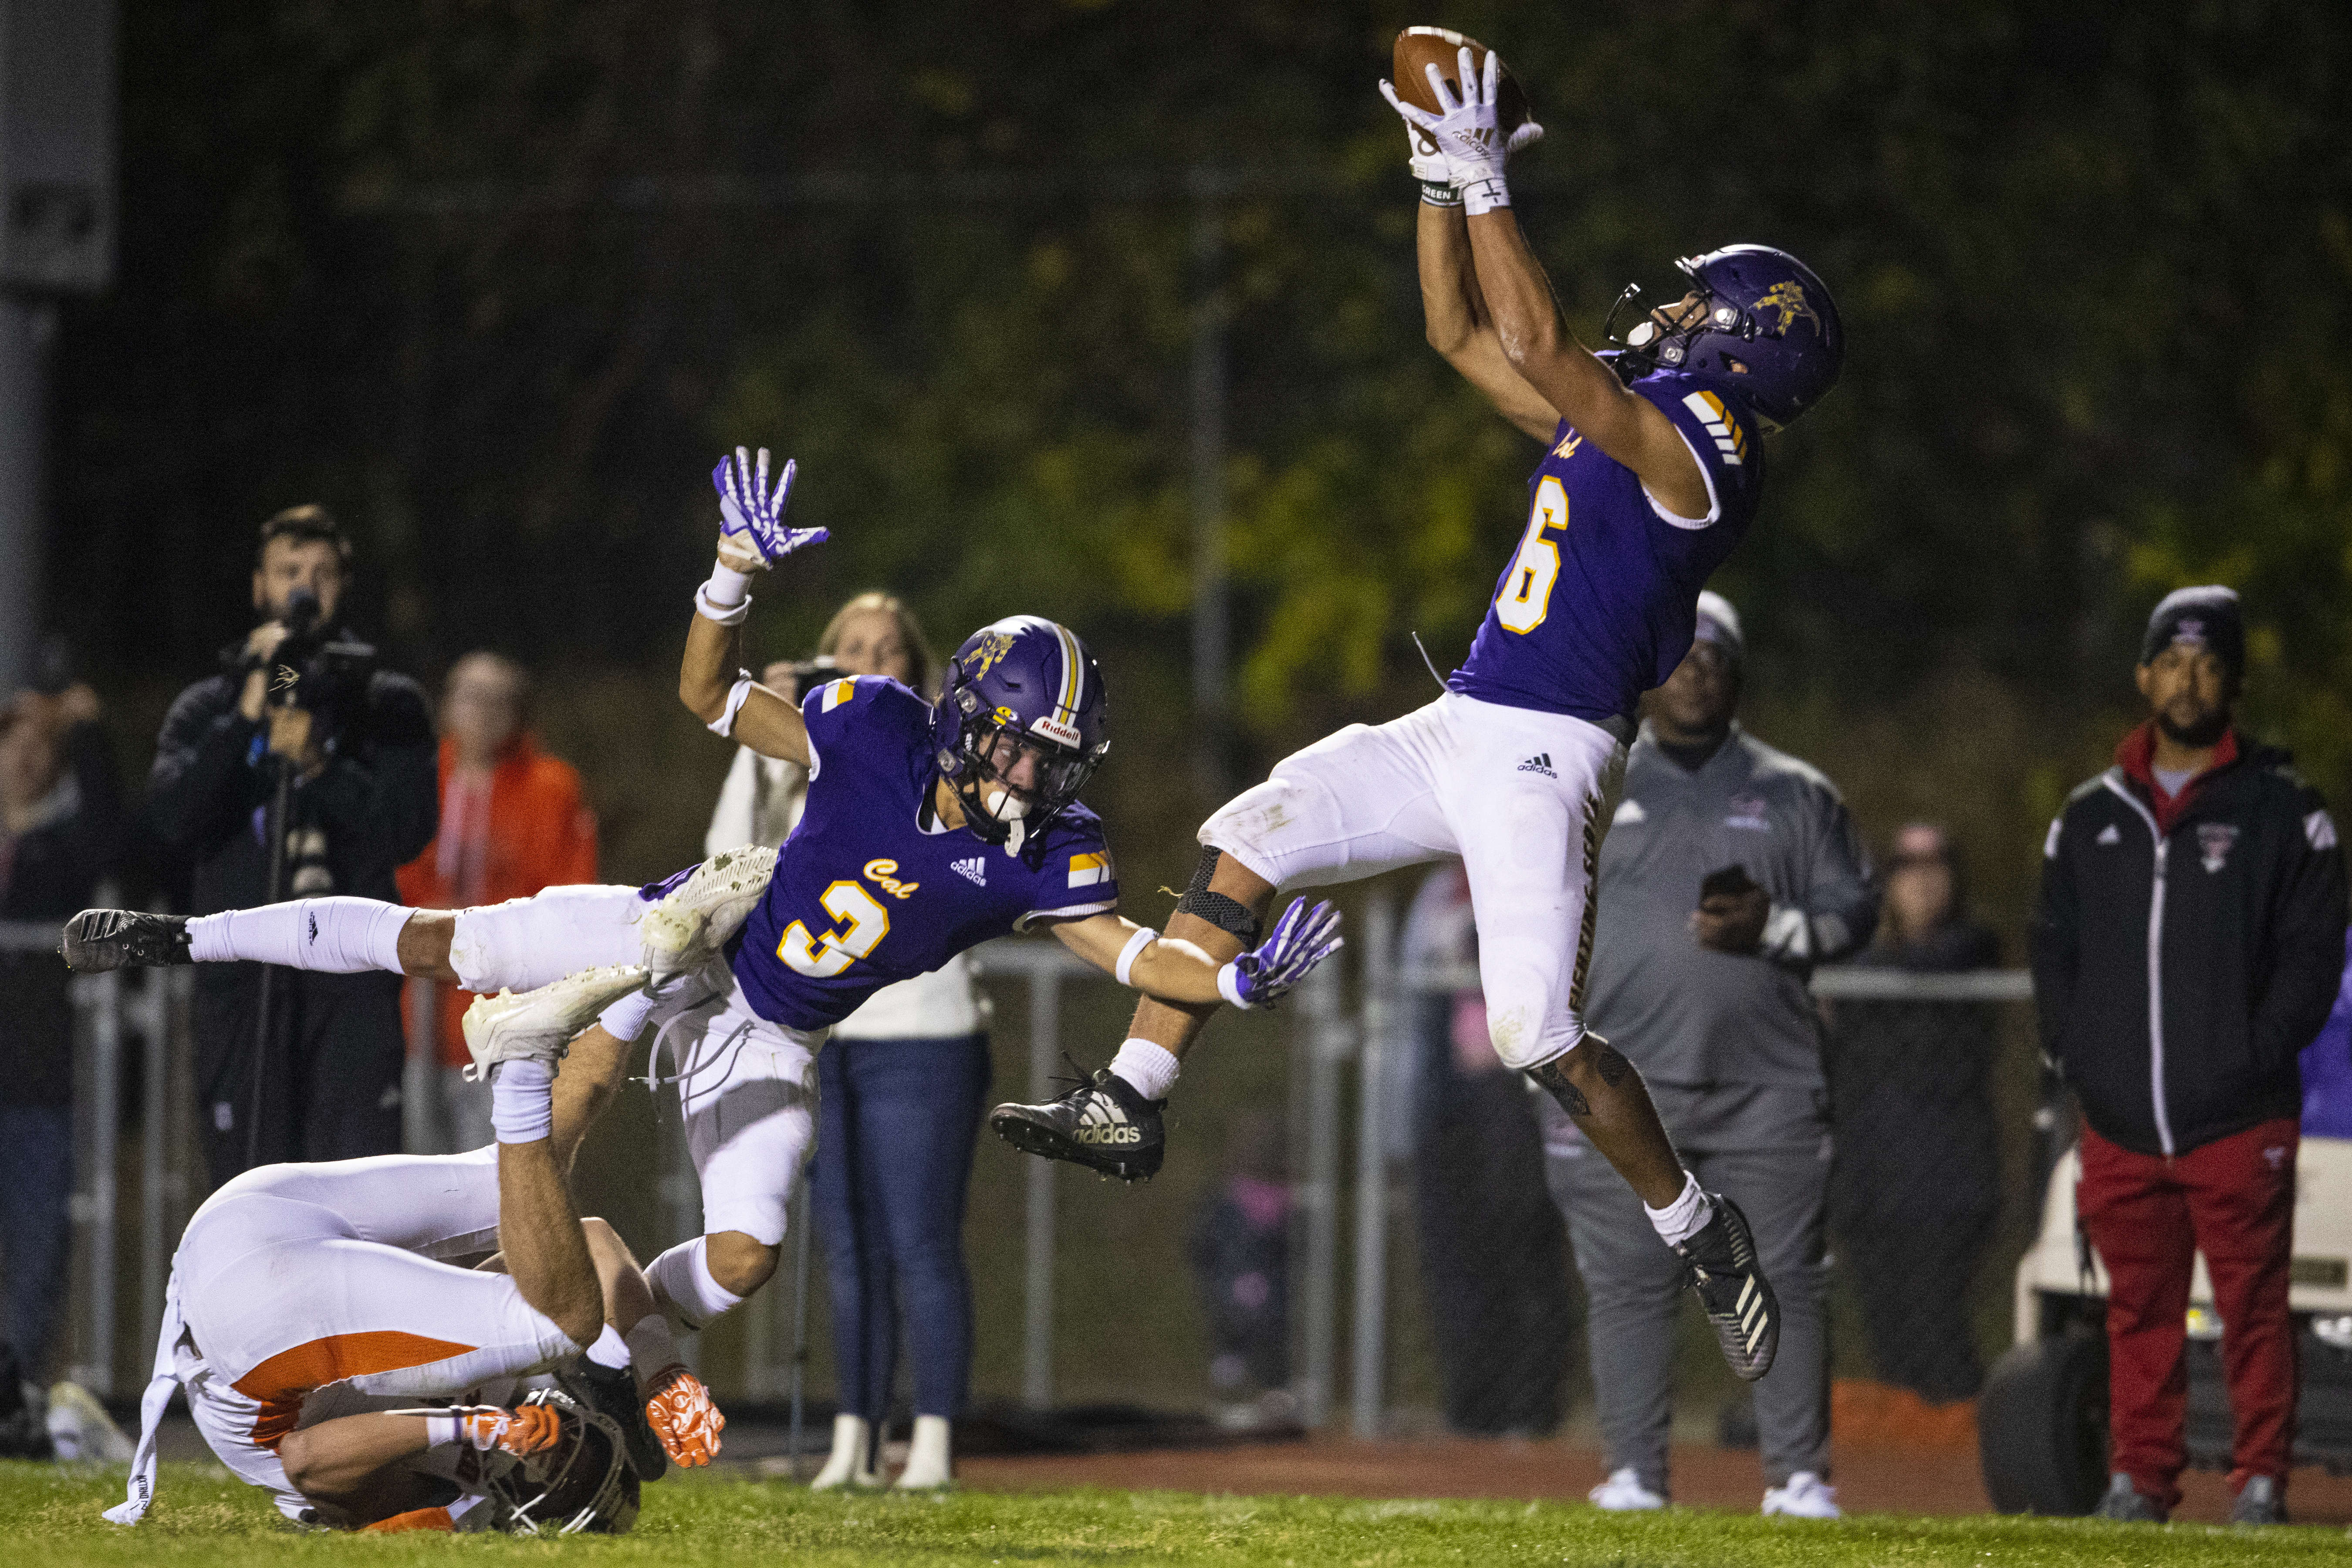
[{"xmin": 149, "ymin": 505, "xmax": 437, "ymax": 1186}]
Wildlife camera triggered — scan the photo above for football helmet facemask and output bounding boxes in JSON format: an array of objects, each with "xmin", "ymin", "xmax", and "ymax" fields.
[
  {"xmin": 1602, "ymin": 243, "xmax": 1843, "ymax": 429},
  {"xmin": 933, "ymin": 615, "xmax": 1108, "ymax": 848},
  {"xmin": 476, "ymin": 1388, "xmax": 639, "ymax": 1537}
]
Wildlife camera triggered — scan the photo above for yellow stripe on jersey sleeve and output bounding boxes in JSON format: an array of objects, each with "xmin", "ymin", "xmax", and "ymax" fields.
[{"xmin": 1681, "ymin": 390, "xmax": 1747, "ymax": 466}]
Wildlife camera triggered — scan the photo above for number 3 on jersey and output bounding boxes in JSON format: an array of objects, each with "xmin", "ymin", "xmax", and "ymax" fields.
[
  {"xmin": 778, "ymin": 881, "xmax": 889, "ymax": 977},
  {"xmin": 1496, "ymin": 476, "xmax": 1569, "ymax": 634}
]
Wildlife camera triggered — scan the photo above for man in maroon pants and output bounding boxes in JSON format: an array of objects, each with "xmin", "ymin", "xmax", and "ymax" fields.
[{"xmin": 2032, "ymin": 585, "xmax": 2347, "ymax": 1525}]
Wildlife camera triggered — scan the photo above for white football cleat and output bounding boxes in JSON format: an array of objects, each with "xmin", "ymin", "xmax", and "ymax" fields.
[
  {"xmin": 1761, "ymin": 1470, "xmax": 1841, "ymax": 1520},
  {"xmin": 1588, "ymin": 1467, "xmax": 1667, "ymax": 1511},
  {"xmin": 462, "ymin": 965, "xmax": 649, "ymax": 1080},
  {"xmin": 639, "ymin": 847, "xmax": 777, "ymax": 982}
]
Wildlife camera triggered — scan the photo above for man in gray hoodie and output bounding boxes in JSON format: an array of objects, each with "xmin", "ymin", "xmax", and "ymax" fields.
[{"xmin": 1544, "ymin": 591, "xmax": 1876, "ymax": 1519}]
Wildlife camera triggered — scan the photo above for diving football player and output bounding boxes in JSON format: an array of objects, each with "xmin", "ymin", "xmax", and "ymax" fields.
[{"xmin": 66, "ymin": 449, "xmax": 1342, "ymax": 1355}]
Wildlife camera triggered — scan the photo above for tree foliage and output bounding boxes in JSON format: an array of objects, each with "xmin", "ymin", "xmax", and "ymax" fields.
[{"xmin": 57, "ymin": 0, "xmax": 2352, "ymax": 902}]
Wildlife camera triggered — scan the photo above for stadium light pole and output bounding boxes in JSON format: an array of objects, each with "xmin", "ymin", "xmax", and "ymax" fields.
[{"xmin": 0, "ymin": 0, "xmax": 118, "ymax": 692}]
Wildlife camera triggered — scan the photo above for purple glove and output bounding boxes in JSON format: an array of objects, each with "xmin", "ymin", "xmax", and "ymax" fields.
[
  {"xmin": 1219, "ymin": 897, "xmax": 1345, "ymax": 1010},
  {"xmin": 712, "ymin": 446, "xmax": 827, "ymax": 567}
]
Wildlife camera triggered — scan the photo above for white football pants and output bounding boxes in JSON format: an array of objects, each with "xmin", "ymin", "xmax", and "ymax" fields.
[
  {"xmin": 1203, "ymin": 692, "xmax": 1626, "ymax": 1071},
  {"xmin": 162, "ymin": 1150, "xmax": 578, "ymax": 1521}
]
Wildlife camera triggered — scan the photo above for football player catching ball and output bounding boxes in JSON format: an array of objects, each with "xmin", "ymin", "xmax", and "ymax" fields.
[{"xmin": 994, "ymin": 42, "xmax": 1844, "ymax": 1384}]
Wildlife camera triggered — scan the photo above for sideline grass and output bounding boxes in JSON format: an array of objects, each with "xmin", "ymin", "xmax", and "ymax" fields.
[{"xmin": 6, "ymin": 1460, "xmax": 2346, "ymax": 1566}]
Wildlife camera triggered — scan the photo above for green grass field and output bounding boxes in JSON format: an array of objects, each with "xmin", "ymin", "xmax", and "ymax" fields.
[{"xmin": 7, "ymin": 1461, "xmax": 2349, "ymax": 1568}]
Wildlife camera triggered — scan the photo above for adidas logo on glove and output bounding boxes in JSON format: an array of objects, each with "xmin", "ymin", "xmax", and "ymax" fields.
[
  {"xmin": 1517, "ymin": 752, "xmax": 1557, "ymax": 778},
  {"xmin": 951, "ymin": 856, "xmax": 987, "ymax": 886}
]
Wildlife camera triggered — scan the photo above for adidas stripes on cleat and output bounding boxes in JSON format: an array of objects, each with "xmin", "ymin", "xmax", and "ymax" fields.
[
  {"xmin": 61, "ymin": 909, "xmax": 192, "ymax": 972},
  {"xmin": 989, "ymin": 1059, "xmax": 1165, "ymax": 1182},
  {"xmin": 1674, "ymin": 1193, "xmax": 1779, "ymax": 1382}
]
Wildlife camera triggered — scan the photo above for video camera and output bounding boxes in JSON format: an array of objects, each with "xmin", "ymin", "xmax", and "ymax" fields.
[{"xmin": 226, "ymin": 587, "xmax": 379, "ymax": 719}]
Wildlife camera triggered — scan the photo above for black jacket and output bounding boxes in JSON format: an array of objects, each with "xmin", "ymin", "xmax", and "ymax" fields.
[
  {"xmin": 149, "ymin": 634, "xmax": 438, "ymax": 929},
  {"xmin": 2031, "ymin": 727, "xmax": 2348, "ymax": 1157}
]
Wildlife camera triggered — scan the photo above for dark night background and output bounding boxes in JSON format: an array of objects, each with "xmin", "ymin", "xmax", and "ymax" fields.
[{"xmin": 27, "ymin": 0, "xmax": 2352, "ymax": 1407}]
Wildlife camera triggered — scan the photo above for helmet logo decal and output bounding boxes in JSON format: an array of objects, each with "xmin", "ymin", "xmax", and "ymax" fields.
[
  {"xmin": 1753, "ymin": 280, "xmax": 1821, "ymax": 340},
  {"xmin": 964, "ymin": 629, "xmax": 1018, "ymax": 681},
  {"xmin": 1032, "ymin": 715, "xmax": 1083, "ymax": 749}
]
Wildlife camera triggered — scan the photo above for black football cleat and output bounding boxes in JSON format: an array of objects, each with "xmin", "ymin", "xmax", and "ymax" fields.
[
  {"xmin": 570, "ymin": 1360, "xmax": 666, "ymax": 1481},
  {"xmin": 1674, "ymin": 1193, "xmax": 1779, "ymax": 1382},
  {"xmin": 61, "ymin": 909, "xmax": 193, "ymax": 972},
  {"xmin": 990, "ymin": 1059, "xmax": 1165, "ymax": 1183}
]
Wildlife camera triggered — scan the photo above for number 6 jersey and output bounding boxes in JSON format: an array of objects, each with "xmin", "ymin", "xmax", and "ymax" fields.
[
  {"xmin": 1447, "ymin": 365, "xmax": 1765, "ymax": 727},
  {"xmin": 689, "ymin": 676, "xmax": 1120, "ymax": 1033}
]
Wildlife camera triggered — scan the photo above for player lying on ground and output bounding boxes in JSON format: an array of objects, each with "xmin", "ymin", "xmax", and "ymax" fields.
[
  {"xmin": 993, "ymin": 44, "xmax": 1845, "ymax": 1384},
  {"xmin": 103, "ymin": 970, "xmax": 723, "ymax": 1534},
  {"xmin": 66, "ymin": 447, "xmax": 1342, "ymax": 1345}
]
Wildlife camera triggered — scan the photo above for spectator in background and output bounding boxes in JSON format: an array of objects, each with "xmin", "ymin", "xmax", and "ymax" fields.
[
  {"xmin": 395, "ymin": 652, "xmax": 598, "ymax": 1149},
  {"xmin": 148, "ymin": 506, "xmax": 436, "ymax": 1185},
  {"xmin": 0, "ymin": 676, "xmax": 122, "ymax": 1457},
  {"xmin": 1403, "ymin": 861, "xmax": 1577, "ymax": 1438},
  {"xmin": 1548, "ymin": 592, "xmax": 1875, "ymax": 1521},
  {"xmin": 1827, "ymin": 823, "xmax": 2002, "ymax": 1406},
  {"xmin": 2033, "ymin": 585, "xmax": 2346, "ymax": 1527},
  {"xmin": 703, "ymin": 593, "xmax": 988, "ymax": 1493},
  {"xmin": 1188, "ymin": 1112, "xmax": 1294, "ymax": 1429}
]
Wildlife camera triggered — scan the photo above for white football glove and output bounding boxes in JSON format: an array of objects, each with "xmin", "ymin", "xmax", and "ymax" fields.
[{"xmin": 1379, "ymin": 47, "xmax": 1543, "ymax": 216}]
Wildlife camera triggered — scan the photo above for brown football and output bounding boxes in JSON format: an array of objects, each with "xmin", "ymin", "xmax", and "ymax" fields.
[{"xmin": 1392, "ymin": 27, "xmax": 1531, "ymax": 135}]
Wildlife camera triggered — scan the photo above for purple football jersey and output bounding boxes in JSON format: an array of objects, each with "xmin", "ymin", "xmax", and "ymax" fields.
[
  {"xmin": 649, "ymin": 676, "xmax": 1120, "ymax": 1032},
  {"xmin": 1449, "ymin": 368, "xmax": 1765, "ymax": 724}
]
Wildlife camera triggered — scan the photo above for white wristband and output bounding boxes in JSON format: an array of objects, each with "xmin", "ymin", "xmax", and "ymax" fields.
[
  {"xmin": 1461, "ymin": 175, "xmax": 1511, "ymax": 216},
  {"xmin": 706, "ymin": 674, "xmax": 754, "ymax": 738},
  {"xmin": 1114, "ymin": 926, "xmax": 1157, "ymax": 988},
  {"xmin": 694, "ymin": 581, "xmax": 752, "ymax": 625},
  {"xmin": 1217, "ymin": 962, "xmax": 1251, "ymax": 1010}
]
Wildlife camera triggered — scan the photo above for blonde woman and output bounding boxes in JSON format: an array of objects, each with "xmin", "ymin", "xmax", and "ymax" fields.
[{"xmin": 704, "ymin": 592, "xmax": 985, "ymax": 1492}]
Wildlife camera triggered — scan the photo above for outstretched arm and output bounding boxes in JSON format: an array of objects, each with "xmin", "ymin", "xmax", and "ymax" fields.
[
  {"xmin": 1386, "ymin": 48, "xmax": 1707, "ymax": 517},
  {"xmin": 1050, "ymin": 898, "xmax": 1342, "ymax": 1010},
  {"xmin": 1417, "ymin": 200, "xmax": 1561, "ymax": 442},
  {"xmin": 676, "ymin": 447, "xmax": 827, "ymax": 766}
]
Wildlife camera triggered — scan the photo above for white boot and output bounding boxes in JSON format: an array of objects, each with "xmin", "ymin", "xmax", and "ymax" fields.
[
  {"xmin": 809, "ymin": 1413, "xmax": 878, "ymax": 1490},
  {"xmin": 893, "ymin": 1414, "xmax": 953, "ymax": 1490}
]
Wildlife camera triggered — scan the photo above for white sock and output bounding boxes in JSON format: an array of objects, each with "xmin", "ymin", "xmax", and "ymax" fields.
[
  {"xmin": 584, "ymin": 1322, "xmax": 631, "ymax": 1372},
  {"xmin": 625, "ymin": 1312, "xmax": 680, "ymax": 1378},
  {"xmin": 1643, "ymin": 1171, "xmax": 1714, "ymax": 1248},
  {"xmin": 598, "ymin": 987, "xmax": 660, "ymax": 1041},
  {"xmin": 1109, "ymin": 1038, "xmax": 1180, "ymax": 1101},
  {"xmin": 490, "ymin": 1059, "xmax": 555, "ymax": 1144},
  {"xmin": 186, "ymin": 898, "xmax": 411, "ymax": 973},
  {"xmin": 646, "ymin": 1237, "xmax": 744, "ymax": 1331}
]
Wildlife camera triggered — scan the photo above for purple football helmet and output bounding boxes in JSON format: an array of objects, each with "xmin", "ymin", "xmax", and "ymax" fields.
[
  {"xmin": 933, "ymin": 615, "xmax": 1109, "ymax": 843},
  {"xmin": 1604, "ymin": 243, "xmax": 1843, "ymax": 428}
]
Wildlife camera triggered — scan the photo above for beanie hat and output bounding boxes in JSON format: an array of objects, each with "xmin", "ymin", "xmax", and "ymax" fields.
[
  {"xmin": 2140, "ymin": 585, "xmax": 2244, "ymax": 679},
  {"xmin": 1693, "ymin": 591, "xmax": 1744, "ymax": 661}
]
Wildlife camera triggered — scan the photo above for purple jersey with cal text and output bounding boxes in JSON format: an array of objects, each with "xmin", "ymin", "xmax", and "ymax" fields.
[
  {"xmin": 647, "ymin": 676, "xmax": 1121, "ymax": 1033},
  {"xmin": 1448, "ymin": 367, "xmax": 1766, "ymax": 724}
]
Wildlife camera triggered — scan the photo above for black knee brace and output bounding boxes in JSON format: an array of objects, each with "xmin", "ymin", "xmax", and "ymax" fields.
[{"xmin": 1174, "ymin": 848, "xmax": 1264, "ymax": 946}]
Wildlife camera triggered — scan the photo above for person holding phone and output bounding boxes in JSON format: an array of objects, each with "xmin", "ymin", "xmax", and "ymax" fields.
[{"xmin": 1538, "ymin": 591, "xmax": 1876, "ymax": 1520}]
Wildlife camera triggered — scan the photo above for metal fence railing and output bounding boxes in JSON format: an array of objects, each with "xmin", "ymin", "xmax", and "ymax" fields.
[{"xmin": 27, "ymin": 905, "xmax": 2042, "ymax": 1433}]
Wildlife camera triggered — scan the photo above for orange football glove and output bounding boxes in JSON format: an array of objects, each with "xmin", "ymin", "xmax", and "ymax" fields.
[
  {"xmin": 458, "ymin": 1404, "xmax": 561, "ymax": 1456},
  {"xmin": 644, "ymin": 1364, "xmax": 725, "ymax": 1467}
]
